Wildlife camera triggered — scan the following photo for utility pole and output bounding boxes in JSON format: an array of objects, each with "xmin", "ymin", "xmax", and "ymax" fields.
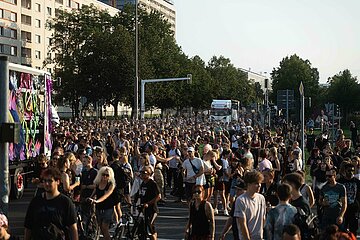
[
  {"xmin": 0, "ymin": 56, "xmax": 9, "ymax": 215},
  {"xmin": 134, "ymin": 0, "xmax": 139, "ymax": 120},
  {"xmin": 299, "ymin": 82, "xmax": 305, "ymax": 169}
]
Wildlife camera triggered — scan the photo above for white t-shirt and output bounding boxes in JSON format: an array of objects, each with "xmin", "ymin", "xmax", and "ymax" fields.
[
  {"xmin": 168, "ymin": 148, "xmax": 181, "ymax": 169},
  {"xmin": 149, "ymin": 153, "xmax": 156, "ymax": 167},
  {"xmin": 234, "ymin": 192, "xmax": 266, "ymax": 240},
  {"xmin": 182, "ymin": 157, "xmax": 205, "ymax": 185}
]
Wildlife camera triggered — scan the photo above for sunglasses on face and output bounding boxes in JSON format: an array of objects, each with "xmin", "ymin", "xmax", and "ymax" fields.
[
  {"xmin": 326, "ymin": 175, "xmax": 334, "ymax": 178},
  {"xmin": 102, "ymin": 173, "xmax": 110, "ymax": 177}
]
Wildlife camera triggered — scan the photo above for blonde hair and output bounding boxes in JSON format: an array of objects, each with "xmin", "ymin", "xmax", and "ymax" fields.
[
  {"xmin": 93, "ymin": 166, "xmax": 116, "ymax": 186},
  {"xmin": 64, "ymin": 152, "xmax": 76, "ymax": 163}
]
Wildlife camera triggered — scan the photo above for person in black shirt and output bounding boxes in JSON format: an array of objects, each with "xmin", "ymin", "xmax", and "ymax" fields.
[
  {"xmin": 31, "ymin": 153, "xmax": 49, "ymax": 197},
  {"xmin": 80, "ymin": 155, "xmax": 97, "ymax": 224},
  {"xmin": 89, "ymin": 166, "xmax": 116, "ymax": 240},
  {"xmin": 24, "ymin": 168, "xmax": 78, "ymax": 240},
  {"xmin": 185, "ymin": 185, "xmax": 215, "ymax": 240},
  {"xmin": 337, "ymin": 162, "xmax": 360, "ymax": 235},
  {"xmin": 283, "ymin": 173, "xmax": 311, "ymax": 215},
  {"xmin": 139, "ymin": 166, "xmax": 161, "ymax": 240},
  {"xmin": 260, "ymin": 169, "xmax": 279, "ymax": 207}
]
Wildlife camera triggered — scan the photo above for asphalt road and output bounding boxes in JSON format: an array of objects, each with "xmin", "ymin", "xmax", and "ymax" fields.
[{"xmin": 8, "ymin": 185, "xmax": 233, "ymax": 240}]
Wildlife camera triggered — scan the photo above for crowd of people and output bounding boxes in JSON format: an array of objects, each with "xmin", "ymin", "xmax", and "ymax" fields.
[{"xmin": 15, "ymin": 116, "xmax": 360, "ymax": 239}]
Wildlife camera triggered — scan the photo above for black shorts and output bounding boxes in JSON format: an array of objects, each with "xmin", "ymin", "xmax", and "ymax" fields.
[
  {"xmin": 144, "ymin": 209, "xmax": 157, "ymax": 234},
  {"xmin": 214, "ymin": 180, "xmax": 224, "ymax": 191}
]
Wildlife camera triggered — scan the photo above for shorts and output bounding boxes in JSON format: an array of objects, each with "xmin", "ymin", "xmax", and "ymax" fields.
[
  {"xmin": 185, "ymin": 182, "xmax": 196, "ymax": 200},
  {"xmin": 96, "ymin": 208, "xmax": 114, "ymax": 224},
  {"xmin": 224, "ymin": 181, "xmax": 231, "ymax": 195},
  {"xmin": 145, "ymin": 209, "xmax": 157, "ymax": 235},
  {"xmin": 214, "ymin": 180, "xmax": 224, "ymax": 191},
  {"xmin": 204, "ymin": 175, "xmax": 215, "ymax": 189}
]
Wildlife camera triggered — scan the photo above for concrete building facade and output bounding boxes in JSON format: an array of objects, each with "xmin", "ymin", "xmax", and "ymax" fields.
[
  {"xmin": 99, "ymin": 0, "xmax": 175, "ymax": 32},
  {"xmin": 0, "ymin": 0, "xmax": 118, "ymax": 71}
]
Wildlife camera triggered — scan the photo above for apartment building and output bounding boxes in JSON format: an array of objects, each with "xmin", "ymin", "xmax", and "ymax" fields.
[
  {"xmin": 99, "ymin": 0, "xmax": 176, "ymax": 32},
  {"xmin": 0, "ymin": 0, "xmax": 118, "ymax": 71}
]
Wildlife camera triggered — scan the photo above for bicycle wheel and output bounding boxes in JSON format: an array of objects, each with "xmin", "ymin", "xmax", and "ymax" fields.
[{"xmin": 111, "ymin": 223, "xmax": 125, "ymax": 240}]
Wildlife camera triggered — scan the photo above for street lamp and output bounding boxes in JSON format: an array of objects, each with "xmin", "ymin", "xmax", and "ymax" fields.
[{"xmin": 134, "ymin": 0, "xmax": 139, "ymax": 120}]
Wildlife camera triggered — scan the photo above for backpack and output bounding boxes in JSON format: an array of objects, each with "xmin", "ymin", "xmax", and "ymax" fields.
[
  {"xmin": 293, "ymin": 207, "xmax": 319, "ymax": 240},
  {"xmin": 111, "ymin": 161, "xmax": 132, "ymax": 189}
]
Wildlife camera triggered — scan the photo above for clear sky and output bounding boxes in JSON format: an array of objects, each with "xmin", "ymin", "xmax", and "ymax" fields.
[{"xmin": 174, "ymin": 0, "xmax": 360, "ymax": 83}]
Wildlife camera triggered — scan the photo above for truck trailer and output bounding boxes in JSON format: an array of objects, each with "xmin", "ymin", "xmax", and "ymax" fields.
[{"xmin": 4, "ymin": 62, "xmax": 54, "ymax": 199}]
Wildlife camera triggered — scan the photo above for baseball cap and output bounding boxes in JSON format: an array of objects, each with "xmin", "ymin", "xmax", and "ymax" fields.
[
  {"xmin": 187, "ymin": 147, "xmax": 195, "ymax": 152},
  {"xmin": 0, "ymin": 213, "xmax": 8, "ymax": 227}
]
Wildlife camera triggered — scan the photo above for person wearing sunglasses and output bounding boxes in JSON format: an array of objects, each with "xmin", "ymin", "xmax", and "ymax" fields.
[
  {"xmin": 138, "ymin": 166, "xmax": 161, "ymax": 240},
  {"xmin": 185, "ymin": 185, "xmax": 215, "ymax": 240},
  {"xmin": 88, "ymin": 167, "xmax": 116, "ymax": 240},
  {"xmin": 319, "ymin": 166, "xmax": 347, "ymax": 232},
  {"xmin": 338, "ymin": 162, "xmax": 360, "ymax": 235}
]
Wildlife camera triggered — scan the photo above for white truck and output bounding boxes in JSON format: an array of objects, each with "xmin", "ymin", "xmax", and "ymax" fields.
[
  {"xmin": 5, "ymin": 63, "xmax": 56, "ymax": 199},
  {"xmin": 209, "ymin": 99, "xmax": 240, "ymax": 123}
]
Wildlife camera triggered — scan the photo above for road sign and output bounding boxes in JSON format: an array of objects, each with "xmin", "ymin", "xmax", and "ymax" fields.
[{"xmin": 277, "ymin": 90, "xmax": 295, "ymax": 109}]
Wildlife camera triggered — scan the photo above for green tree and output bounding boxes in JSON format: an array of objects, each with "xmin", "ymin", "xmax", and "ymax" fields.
[
  {"xmin": 46, "ymin": 4, "xmax": 115, "ymax": 118},
  {"xmin": 206, "ymin": 56, "xmax": 254, "ymax": 106},
  {"xmin": 327, "ymin": 69, "xmax": 360, "ymax": 121},
  {"xmin": 271, "ymin": 54, "xmax": 320, "ymax": 115}
]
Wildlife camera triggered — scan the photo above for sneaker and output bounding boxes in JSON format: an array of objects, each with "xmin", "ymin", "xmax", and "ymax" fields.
[
  {"xmin": 214, "ymin": 208, "xmax": 219, "ymax": 215},
  {"xmin": 224, "ymin": 209, "xmax": 229, "ymax": 216}
]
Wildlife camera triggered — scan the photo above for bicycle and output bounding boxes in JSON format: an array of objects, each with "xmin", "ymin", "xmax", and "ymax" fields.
[
  {"xmin": 111, "ymin": 204, "xmax": 152, "ymax": 240},
  {"xmin": 74, "ymin": 201, "xmax": 101, "ymax": 240}
]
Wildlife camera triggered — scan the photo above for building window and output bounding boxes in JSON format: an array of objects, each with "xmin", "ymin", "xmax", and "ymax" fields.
[
  {"xmin": 47, "ymin": 7, "xmax": 52, "ymax": 15},
  {"xmin": 21, "ymin": 0, "xmax": 31, "ymax": 9},
  {"xmin": 35, "ymin": 3, "xmax": 41, "ymax": 12},
  {"xmin": 66, "ymin": 0, "xmax": 71, "ymax": 7},
  {"xmin": 3, "ymin": 0, "xmax": 17, "ymax": 4},
  {"xmin": 10, "ymin": 12, "xmax": 17, "ymax": 21},
  {"xmin": 47, "ymin": 52, "xmax": 51, "ymax": 59},
  {"xmin": 10, "ymin": 46, "xmax": 17, "ymax": 56},
  {"xmin": 35, "ymin": 19, "xmax": 40, "ymax": 28},
  {"xmin": 10, "ymin": 29, "xmax": 17, "ymax": 39},
  {"xmin": 47, "ymin": 68, "xmax": 52, "ymax": 73},
  {"xmin": 46, "ymin": 37, "xmax": 51, "ymax": 45},
  {"xmin": 21, "ymin": 30, "xmax": 31, "ymax": 42},
  {"xmin": 0, "ymin": 44, "xmax": 3, "ymax": 53},
  {"xmin": 35, "ymin": 50, "xmax": 41, "ymax": 59},
  {"xmin": 0, "ymin": 27, "xmax": 3, "ymax": 36},
  {"xmin": 21, "ymin": 14, "xmax": 31, "ymax": 25},
  {"xmin": 74, "ymin": 2, "xmax": 79, "ymax": 9},
  {"xmin": 35, "ymin": 34, "xmax": 40, "ymax": 43},
  {"xmin": 55, "ymin": 8, "xmax": 60, "ymax": 16},
  {"xmin": 0, "ymin": 9, "xmax": 3, "ymax": 19},
  {"xmin": 21, "ymin": 47, "xmax": 31, "ymax": 57},
  {"xmin": 55, "ymin": 0, "xmax": 63, "ymax": 4}
]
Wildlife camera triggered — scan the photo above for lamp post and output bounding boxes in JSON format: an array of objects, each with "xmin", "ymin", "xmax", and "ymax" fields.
[
  {"xmin": 299, "ymin": 82, "xmax": 305, "ymax": 169},
  {"xmin": 134, "ymin": 0, "xmax": 139, "ymax": 120}
]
